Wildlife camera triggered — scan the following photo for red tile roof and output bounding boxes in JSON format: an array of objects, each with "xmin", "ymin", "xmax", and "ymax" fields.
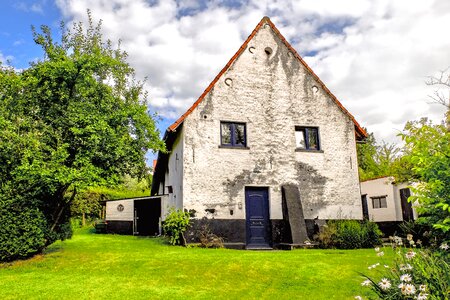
[{"xmin": 168, "ymin": 16, "xmax": 367, "ymax": 139}]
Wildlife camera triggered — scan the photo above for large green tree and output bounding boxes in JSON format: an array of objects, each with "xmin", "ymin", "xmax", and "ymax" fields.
[
  {"xmin": 400, "ymin": 118, "xmax": 450, "ymax": 236},
  {"xmin": 0, "ymin": 15, "xmax": 164, "ymax": 261}
]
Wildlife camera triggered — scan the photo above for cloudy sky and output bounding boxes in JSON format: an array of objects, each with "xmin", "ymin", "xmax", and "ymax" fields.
[{"xmin": 1, "ymin": 0, "xmax": 449, "ymax": 147}]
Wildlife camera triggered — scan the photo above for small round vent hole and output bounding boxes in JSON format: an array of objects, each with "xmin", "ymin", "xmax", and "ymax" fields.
[
  {"xmin": 264, "ymin": 47, "xmax": 273, "ymax": 55},
  {"xmin": 312, "ymin": 86, "xmax": 319, "ymax": 93},
  {"xmin": 225, "ymin": 78, "xmax": 233, "ymax": 86},
  {"xmin": 249, "ymin": 46, "xmax": 255, "ymax": 53}
]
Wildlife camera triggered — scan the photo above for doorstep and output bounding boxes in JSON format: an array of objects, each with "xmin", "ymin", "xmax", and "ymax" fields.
[{"xmin": 277, "ymin": 242, "xmax": 318, "ymax": 250}]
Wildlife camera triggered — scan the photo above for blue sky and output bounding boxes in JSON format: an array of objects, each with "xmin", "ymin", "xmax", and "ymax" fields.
[
  {"xmin": 0, "ymin": 1, "xmax": 62, "ymax": 69},
  {"xmin": 1, "ymin": 0, "xmax": 449, "ymax": 166}
]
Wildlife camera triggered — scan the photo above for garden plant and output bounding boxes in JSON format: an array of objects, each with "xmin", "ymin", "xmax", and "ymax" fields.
[{"xmin": 356, "ymin": 235, "xmax": 449, "ymax": 299}]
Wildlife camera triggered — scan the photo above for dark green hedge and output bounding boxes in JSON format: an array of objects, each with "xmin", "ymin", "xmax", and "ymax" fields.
[
  {"xmin": 0, "ymin": 194, "xmax": 72, "ymax": 262},
  {"xmin": 0, "ymin": 197, "xmax": 47, "ymax": 261}
]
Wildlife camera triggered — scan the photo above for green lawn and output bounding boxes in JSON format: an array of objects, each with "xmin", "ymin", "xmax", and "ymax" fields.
[{"xmin": 0, "ymin": 229, "xmax": 389, "ymax": 299}]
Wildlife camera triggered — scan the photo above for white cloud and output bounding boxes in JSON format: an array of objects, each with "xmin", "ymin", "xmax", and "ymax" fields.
[
  {"xmin": 0, "ymin": 51, "xmax": 14, "ymax": 65},
  {"xmin": 15, "ymin": 1, "xmax": 46, "ymax": 14},
  {"xmin": 56, "ymin": 0, "xmax": 450, "ymax": 143}
]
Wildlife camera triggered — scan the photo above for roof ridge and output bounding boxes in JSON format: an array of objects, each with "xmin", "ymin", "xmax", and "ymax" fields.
[
  {"xmin": 167, "ymin": 17, "xmax": 367, "ymax": 139},
  {"xmin": 168, "ymin": 17, "xmax": 266, "ymax": 132}
]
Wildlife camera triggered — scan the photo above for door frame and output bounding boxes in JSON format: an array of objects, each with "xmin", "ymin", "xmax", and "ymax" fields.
[
  {"xmin": 133, "ymin": 198, "xmax": 161, "ymax": 236},
  {"xmin": 399, "ymin": 188, "xmax": 414, "ymax": 221},
  {"xmin": 361, "ymin": 194, "xmax": 369, "ymax": 220},
  {"xmin": 245, "ymin": 186, "xmax": 272, "ymax": 249}
]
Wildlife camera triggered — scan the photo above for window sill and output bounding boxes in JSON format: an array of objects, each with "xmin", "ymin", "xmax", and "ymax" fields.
[
  {"xmin": 295, "ymin": 148, "xmax": 324, "ymax": 153},
  {"xmin": 219, "ymin": 145, "xmax": 250, "ymax": 150}
]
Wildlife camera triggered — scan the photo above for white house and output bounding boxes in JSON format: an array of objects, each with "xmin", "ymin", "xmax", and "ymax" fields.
[
  {"xmin": 151, "ymin": 17, "xmax": 367, "ymax": 249},
  {"xmin": 360, "ymin": 176, "xmax": 417, "ymax": 224}
]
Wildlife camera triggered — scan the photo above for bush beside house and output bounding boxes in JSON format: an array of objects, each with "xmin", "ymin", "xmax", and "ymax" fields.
[{"xmin": 319, "ymin": 220, "xmax": 383, "ymax": 249}]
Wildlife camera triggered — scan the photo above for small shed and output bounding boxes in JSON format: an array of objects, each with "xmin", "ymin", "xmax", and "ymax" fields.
[
  {"xmin": 104, "ymin": 196, "xmax": 165, "ymax": 236},
  {"xmin": 360, "ymin": 177, "xmax": 418, "ymax": 234}
]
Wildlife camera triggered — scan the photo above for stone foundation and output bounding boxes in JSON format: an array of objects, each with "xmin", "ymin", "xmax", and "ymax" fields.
[{"xmin": 185, "ymin": 218, "xmax": 321, "ymax": 246}]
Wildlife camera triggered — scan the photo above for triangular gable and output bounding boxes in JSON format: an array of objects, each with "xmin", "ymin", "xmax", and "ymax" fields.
[{"xmin": 168, "ymin": 16, "xmax": 367, "ymax": 139}]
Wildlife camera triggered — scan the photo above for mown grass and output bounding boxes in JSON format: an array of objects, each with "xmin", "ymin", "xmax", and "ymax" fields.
[{"xmin": 0, "ymin": 228, "xmax": 390, "ymax": 299}]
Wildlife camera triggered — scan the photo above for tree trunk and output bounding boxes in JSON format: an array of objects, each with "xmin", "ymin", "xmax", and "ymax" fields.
[
  {"xmin": 50, "ymin": 186, "xmax": 76, "ymax": 233},
  {"xmin": 180, "ymin": 232, "xmax": 187, "ymax": 247},
  {"xmin": 82, "ymin": 212, "xmax": 86, "ymax": 227}
]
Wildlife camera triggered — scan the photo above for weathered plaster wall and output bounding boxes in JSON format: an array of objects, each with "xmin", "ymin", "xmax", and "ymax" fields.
[
  {"xmin": 163, "ymin": 128, "xmax": 184, "ymax": 212},
  {"xmin": 181, "ymin": 22, "xmax": 362, "ymax": 221},
  {"xmin": 105, "ymin": 199, "xmax": 134, "ymax": 221},
  {"xmin": 360, "ymin": 177, "xmax": 417, "ymax": 222},
  {"xmin": 360, "ymin": 177, "xmax": 398, "ymax": 222}
]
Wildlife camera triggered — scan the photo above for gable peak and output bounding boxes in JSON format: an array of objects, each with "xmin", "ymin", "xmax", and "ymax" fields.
[{"xmin": 168, "ymin": 17, "xmax": 367, "ymax": 140}]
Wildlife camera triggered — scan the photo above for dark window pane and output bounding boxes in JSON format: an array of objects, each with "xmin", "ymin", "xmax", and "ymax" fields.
[
  {"xmin": 235, "ymin": 124, "xmax": 246, "ymax": 146},
  {"xmin": 373, "ymin": 198, "xmax": 380, "ymax": 209},
  {"xmin": 295, "ymin": 130, "xmax": 306, "ymax": 149},
  {"xmin": 308, "ymin": 128, "xmax": 319, "ymax": 150},
  {"xmin": 380, "ymin": 197, "xmax": 387, "ymax": 208},
  {"xmin": 295, "ymin": 127, "xmax": 320, "ymax": 150},
  {"xmin": 221, "ymin": 123, "xmax": 232, "ymax": 145}
]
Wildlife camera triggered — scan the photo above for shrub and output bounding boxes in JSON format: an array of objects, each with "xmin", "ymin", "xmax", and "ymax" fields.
[
  {"xmin": 319, "ymin": 220, "xmax": 382, "ymax": 249},
  {"xmin": 358, "ymin": 237, "xmax": 450, "ymax": 299},
  {"xmin": 0, "ymin": 197, "xmax": 47, "ymax": 261},
  {"xmin": 362, "ymin": 220, "xmax": 384, "ymax": 248},
  {"xmin": 198, "ymin": 224, "xmax": 224, "ymax": 248},
  {"xmin": 399, "ymin": 220, "xmax": 447, "ymax": 249},
  {"xmin": 162, "ymin": 209, "xmax": 191, "ymax": 246}
]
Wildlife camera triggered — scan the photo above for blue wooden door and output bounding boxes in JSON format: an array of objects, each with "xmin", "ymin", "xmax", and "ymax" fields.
[{"xmin": 245, "ymin": 187, "xmax": 271, "ymax": 248}]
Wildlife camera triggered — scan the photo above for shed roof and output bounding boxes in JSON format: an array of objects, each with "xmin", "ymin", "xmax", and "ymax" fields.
[{"xmin": 167, "ymin": 16, "xmax": 367, "ymax": 139}]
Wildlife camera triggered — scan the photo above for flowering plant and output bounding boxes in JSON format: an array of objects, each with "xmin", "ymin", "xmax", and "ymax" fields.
[{"xmin": 356, "ymin": 236, "xmax": 449, "ymax": 300}]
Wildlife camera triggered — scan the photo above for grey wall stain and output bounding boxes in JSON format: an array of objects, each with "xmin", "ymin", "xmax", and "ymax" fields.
[
  {"xmin": 295, "ymin": 161, "xmax": 329, "ymax": 211},
  {"xmin": 200, "ymin": 90, "xmax": 214, "ymax": 118}
]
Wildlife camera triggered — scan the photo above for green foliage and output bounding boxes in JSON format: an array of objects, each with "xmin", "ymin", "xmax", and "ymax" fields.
[
  {"xmin": 0, "ymin": 195, "xmax": 47, "ymax": 261},
  {"xmin": 71, "ymin": 174, "xmax": 152, "ymax": 225},
  {"xmin": 360, "ymin": 238, "xmax": 449, "ymax": 299},
  {"xmin": 70, "ymin": 190, "xmax": 103, "ymax": 227},
  {"xmin": 0, "ymin": 12, "xmax": 164, "ymax": 261},
  {"xmin": 357, "ymin": 131, "xmax": 405, "ymax": 181},
  {"xmin": 319, "ymin": 220, "xmax": 382, "ymax": 249},
  {"xmin": 162, "ymin": 209, "xmax": 191, "ymax": 246},
  {"xmin": 87, "ymin": 174, "xmax": 152, "ymax": 200},
  {"xmin": 357, "ymin": 132, "xmax": 380, "ymax": 181},
  {"xmin": 400, "ymin": 118, "xmax": 450, "ymax": 235}
]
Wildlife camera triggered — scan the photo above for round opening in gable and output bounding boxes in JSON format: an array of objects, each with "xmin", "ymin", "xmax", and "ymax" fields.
[
  {"xmin": 225, "ymin": 78, "xmax": 233, "ymax": 87},
  {"xmin": 264, "ymin": 47, "xmax": 273, "ymax": 55}
]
